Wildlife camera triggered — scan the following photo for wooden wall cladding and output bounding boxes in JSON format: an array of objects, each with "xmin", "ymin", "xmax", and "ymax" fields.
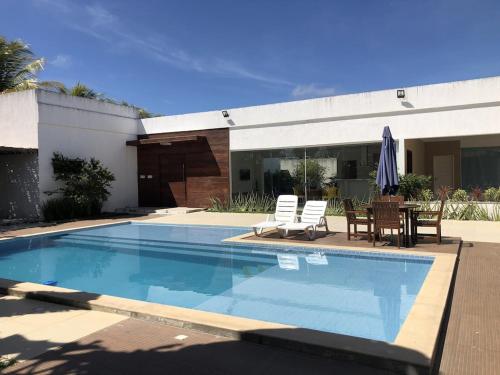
[{"xmin": 136, "ymin": 128, "xmax": 229, "ymax": 208}]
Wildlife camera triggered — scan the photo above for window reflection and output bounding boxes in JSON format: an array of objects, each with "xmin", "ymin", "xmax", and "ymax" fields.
[
  {"xmin": 231, "ymin": 143, "xmax": 380, "ymax": 200},
  {"xmin": 461, "ymin": 147, "xmax": 500, "ymax": 189}
]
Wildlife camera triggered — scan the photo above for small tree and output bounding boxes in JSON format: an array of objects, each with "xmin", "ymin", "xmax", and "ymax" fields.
[
  {"xmin": 369, "ymin": 171, "xmax": 432, "ymax": 199},
  {"xmin": 49, "ymin": 152, "xmax": 115, "ymax": 216},
  {"xmin": 397, "ymin": 174, "xmax": 432, "ymax": 200},
  {"xmin": 292, "ymin": 159, "xmax": 326, "ymax": 192}
]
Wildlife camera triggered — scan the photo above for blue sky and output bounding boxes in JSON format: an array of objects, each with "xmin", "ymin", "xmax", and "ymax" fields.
[{"xmin": 2, "ymin": 0, "xmax": 500, "ymax": 115}]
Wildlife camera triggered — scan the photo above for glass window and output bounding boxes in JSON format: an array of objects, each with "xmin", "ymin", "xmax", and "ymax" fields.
[
  {"xmin": 231, "ymin": 143, "xmax": 381, "ymax": 200},
  {"xmin": 306, "ymin": 144, "xmax": 380, "ymax": 200},
  {"xmin": 231, "ymin": 148, "xmax": 303, "ymax": 197},
  {"xmin": 461, "ymin": 147, "xmax": 500, "ymax": 189}
]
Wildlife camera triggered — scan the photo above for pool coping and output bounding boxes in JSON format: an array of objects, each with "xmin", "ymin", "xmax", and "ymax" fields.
[{"xmin": 0, "ymin": 222, "xmax": 458, "ymax": 374}]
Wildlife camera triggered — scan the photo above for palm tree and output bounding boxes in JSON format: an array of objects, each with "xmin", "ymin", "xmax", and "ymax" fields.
[
  {"xmin": 59, "ymin": 82, "xmax": 100, "ymax": 99},
  {"xmin": 0, "ymin": 36, "xmax": 45, "ymax": 93}
]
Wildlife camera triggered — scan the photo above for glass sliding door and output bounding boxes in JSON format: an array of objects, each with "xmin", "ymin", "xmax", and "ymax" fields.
[
  {"xmin": 231, "ymin": 148, "xmax": 304, "ymax": 198},
  {"xmin": 306, "ymin": 143, "xmax": 380, "ymax": 200},
  {"xmin": 231, "ymin": 142, "xmax": 381, "ymax": 201}
]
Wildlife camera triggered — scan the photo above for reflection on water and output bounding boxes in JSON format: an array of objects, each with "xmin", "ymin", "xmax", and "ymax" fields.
[{"xmin": 0, "ymin": 223, "xmax": 432, "ymax": 342}]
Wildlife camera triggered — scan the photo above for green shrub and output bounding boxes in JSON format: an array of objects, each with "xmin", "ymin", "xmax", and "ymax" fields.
[
  {"xmin": 292, "ymin": 159, "xmax": 326, "ymax": 191},
  {"xmin": 484, "ymin": 187, "xmax": 500, "ymax": 202},
  {"xmin": 208, "ymin": 193, "xmax": 277, "ymax": 213},
  {"xmin": 451, "ymin": 189, "xmax": 468, "ymax": 202},
  {"xmin": 326, "ymin": 199, "xmax": 344, "ymax": 216},
  {"xmin": 325, "ymin": 197, "xmax": 371, "ymax": 216},
  {"xmin": 437, "ymin": 185, "xmax": 452, "ymax": 200},
  {"xmin": 419, "ymin": 188, "xmax": 434, "ymax": 202},
  {"xmin": 368, "ymin": 170, "xmax": 380, "ymax": 195},
  {"xmin": 491, "ymin": 205, "xmax": 500, "ymax": 221},
  {"xmin": 41, "ymin": 197, "xmax": 89, "ymax": 221},
  {"xmin": 43, "ymin": 152, "xmax": 115, "ymax": 221},
  {"xmin": 398, "ymin": 174, "xmax": 432, "ymax": 200}
]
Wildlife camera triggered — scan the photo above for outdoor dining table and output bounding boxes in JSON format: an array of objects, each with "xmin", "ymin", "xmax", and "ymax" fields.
[{"xmin": 364, "ymin": 203, "xmax": 420, "ymax": 247}]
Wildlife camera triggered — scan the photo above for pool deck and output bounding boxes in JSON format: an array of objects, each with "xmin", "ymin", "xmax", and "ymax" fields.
[
  {"xmin": 0, "ymin": 295, "xmax": 126, "ymax": 367},
  {"xmin": 3, "ymin": 316, "xmax": 388, "ymax": 375},
  {"xmin": 0, "ymin": 213, "xmax": 499, "ymax": 374}
]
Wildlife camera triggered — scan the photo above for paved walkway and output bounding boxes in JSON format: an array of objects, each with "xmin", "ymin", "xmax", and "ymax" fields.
[
  {"xmin": 0, "ymin": 295, "xmax": 126, "ymax": 367},
  {"xmin": 5, "ymin": 318, "xmax": 389, "ymax": 375},
  {"xmin": 0, "ymin": 215, "xmax": 153, "ymax": 240},
  {"xmin": 143, "ymin": 211, "xmax": 500, "ymax": 243}
]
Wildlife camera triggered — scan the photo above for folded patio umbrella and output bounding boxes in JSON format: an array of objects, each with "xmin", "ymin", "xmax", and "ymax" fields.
[{"xmin": 376, "ymin": 126, "xmax": 399, "ymax": 195}]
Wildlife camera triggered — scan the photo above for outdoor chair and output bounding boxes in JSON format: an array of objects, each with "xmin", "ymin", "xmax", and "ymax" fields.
[
  {"xmin": 343, "ymin": 198, "xmax": 372, "ymax": 241},
  {"xmin": 278, "ymin": 200, "xmax": 329, "ymax": 240},
  {"xmin": 378, "ymin": 195, "xmax": 405, "ymax": 204},
  {"xmin": 252, "ymin": 195, "xmax": 298, "ymax": 236},
  {"xmin": 411, "ymin": 200, "xmax": 446, "ymax": 244},
  {"xmin": 372, "ymin": 201, "xmax": 405, "ymax": 248}
]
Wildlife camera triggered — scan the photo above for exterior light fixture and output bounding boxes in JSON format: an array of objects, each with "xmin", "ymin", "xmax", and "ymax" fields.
[
  {"xmin": 222, "ymin": 110, "xmax": 229, "ymax": 118},
  {"xmin": 396, "ymin": 89, "xmax": 405, "ymax": 99}
]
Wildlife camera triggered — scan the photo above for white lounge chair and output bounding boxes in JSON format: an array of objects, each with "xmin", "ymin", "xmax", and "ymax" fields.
[
  {"xmin": 277, "ymin": 253, "xmax": 300, "ymax": 270},
  {"xmin": 252, "ymin": 195, "xmax": 298, "ymax": 236},
  {"xmin": 305, "ymin": 252, "xmax": 329, "ymax": 265},
  {"xmin": 278, "ymin": 200, "xmax": 329, "ymax": 240}
]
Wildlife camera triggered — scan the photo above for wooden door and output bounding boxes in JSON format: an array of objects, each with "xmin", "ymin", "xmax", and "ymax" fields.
[
  {"xmin": 433, "ymin": 155, "xmax": 454, "ymax": 192},
  {"xmin": 160, "ymin": 155, "xmax": 187, "ymax": 207}
]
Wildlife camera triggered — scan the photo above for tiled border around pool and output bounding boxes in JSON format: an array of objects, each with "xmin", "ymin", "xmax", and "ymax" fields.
[{"xmin": 0, "ymin": 222, "xmax": 458, "ymax": 374}]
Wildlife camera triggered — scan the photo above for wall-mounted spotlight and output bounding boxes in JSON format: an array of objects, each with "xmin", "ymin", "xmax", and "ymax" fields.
[
  {"xmin": 396, "ymin": 89, "xmax": 405, "ymax": 99},
  {"xmin": 221, "ymin": 110, "xmax": 229, "ymax": 118}
]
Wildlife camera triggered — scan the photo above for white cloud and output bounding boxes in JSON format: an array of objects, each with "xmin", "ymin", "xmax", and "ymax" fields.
[
  {"xmin": 291, "ymin": 84, "xmax": 336, "ymax": 99},
  {"xmin": 33, "ymin": 0, "xmax": 292, "ymax": 87},
  {"xmin": 85, "ymin": 4, "xmax": 117, "ymax": 27},
  {"xmin": 50, "ymin": 54, "xmax": 72, "ymax": 68}
]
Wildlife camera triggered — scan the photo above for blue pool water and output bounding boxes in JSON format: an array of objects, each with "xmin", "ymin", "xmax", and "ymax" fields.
[{"xmin": 0, "ymin": 223, "xmax": 433, "ymax": 342}]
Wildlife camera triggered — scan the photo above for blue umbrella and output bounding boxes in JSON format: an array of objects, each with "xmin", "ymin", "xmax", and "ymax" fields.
[{"xmin": 376, "ymin": 126, "xmax": 399, "ymax": 195}]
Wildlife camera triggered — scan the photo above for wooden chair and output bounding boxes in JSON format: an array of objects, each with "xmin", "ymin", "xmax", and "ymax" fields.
[
  {"xmin": 343, "ymin": 199, "xmax": 372, "ymax": 241},
  {"xmin": 372, "ymin": 201, "xmax": 405, "ymax": 248},
  {"xmin": 376, "ymin": 195, "xmax": 405, "ymax": 230},
  {"xmin": 378, "ymin": 195, "xmax": 405, "ymax": 203},
  {"xmin": 411, "ymin": 200, "xmax": 446, "ymax": 244}
]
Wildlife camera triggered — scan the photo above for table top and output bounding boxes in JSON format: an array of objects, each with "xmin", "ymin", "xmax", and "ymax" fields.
[{"xmin": 364, "ymin": 203, "xmax": 420, "ymax": 210}]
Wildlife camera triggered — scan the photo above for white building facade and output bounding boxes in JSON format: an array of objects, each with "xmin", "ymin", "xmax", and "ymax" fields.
[
  {"xmin": 142, "ymin": 76, "xmax": 500, "ymax": 202},
  {"xmin": 0, "ymin": 90, "xmax": 139, "ymax": 219},
  {"xmin": 1, "ymin": 76, "xmax": 500, "ymax": 219}
]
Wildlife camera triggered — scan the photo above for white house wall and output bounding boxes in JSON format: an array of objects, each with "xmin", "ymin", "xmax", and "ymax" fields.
[
  {"xmin": 0, "ymin": 90, "xmax": 39, "ymax": 149},
  {"xmin": 140, "ymin": 76, "xmax": 500, "ymax": 154},
  {"xmin": 36, "ymin": 90, "xmax": 139, "ymax": 211}
]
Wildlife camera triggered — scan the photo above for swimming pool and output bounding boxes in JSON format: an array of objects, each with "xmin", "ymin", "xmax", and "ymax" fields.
[{"xmin": 0, "ymin": 222, "xmax": 433, "ymax": 342}]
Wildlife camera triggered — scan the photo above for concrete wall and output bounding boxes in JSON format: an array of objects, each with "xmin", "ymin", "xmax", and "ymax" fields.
[
  {"xmin": 0, "ymin": 90, "xmax": 39, "ymax": 149},
  {"xmin": 460, "ymin": 134, "xmax": 500, "ymax": 148},
  {"xmin": 0, "ymin": 151, "xmax": 40, "ymax": 219},
  {"xmin": 404, "ymin": 139, "xmax": 426, "ymax": 175},
  {"xmin": 36, "ymin": 90, "xmax": 140, "ymax": 211}
]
